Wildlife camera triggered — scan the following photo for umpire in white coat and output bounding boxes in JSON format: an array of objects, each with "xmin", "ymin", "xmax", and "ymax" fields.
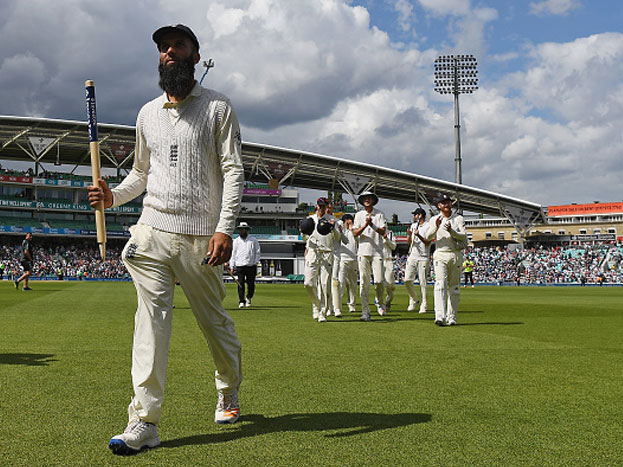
[{"xmin": 230, "ymin": 222, "xmax": 261, "ymax": 308}]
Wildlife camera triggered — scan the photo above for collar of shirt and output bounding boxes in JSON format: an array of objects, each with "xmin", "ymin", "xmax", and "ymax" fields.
[{"xmin": 161, "ymin": 82, "xmax": 202, "ymax": 109}]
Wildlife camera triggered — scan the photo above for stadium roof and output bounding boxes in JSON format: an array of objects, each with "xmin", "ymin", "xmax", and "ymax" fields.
[{"xmin": 0, "ymin": 115, "xmax": 545, "ymax": 228}]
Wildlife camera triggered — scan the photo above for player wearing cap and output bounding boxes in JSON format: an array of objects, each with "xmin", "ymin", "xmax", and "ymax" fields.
[
  {"xmin": 229, "ymin": 222, "xmax": 261, "ymax": 308},
  {"xmin": 326, "ymin": 201, "xmax": 348, "ymax": 317},
  {"xmin": 425, "ymin": 195, "xmax": 467, "ymax": 326},
  {"xmin": 337, "ymin": 214, "xmax": 358, "ymax": 313},
  {"xmin": 89, "ymin": 24, "xmax": 244, "ymax": 455},
  {"xmin": 404, "ymin": 208, "xmax": 431, "ymax": 313},
  {"xmin": 381, "ymin": 228, "xmax": 397, "ymax": 311},
  {"xmin": 353, "ymin": 191, "xmax": 387, "ymax": 320},
  {"xmin": 302, "ymin": 197, "xmax": 339, "ymax": 322}
]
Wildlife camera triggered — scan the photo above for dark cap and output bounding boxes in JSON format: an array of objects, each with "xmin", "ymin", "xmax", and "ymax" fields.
[
  {"xmin": 300, "ymin": 217, "xmax": 315, "ymax": 236},
  {"xmin": 153, "ymin": 24, "xmax": 200, "ymax": 52},
  {"xmin": 316, "ymin": 197, "xmax": 330, "ymax": 206},
  {"xmin": 341, "ymin": 214, "xmax": 354, "ymax": 222},
  {"xmin": 412, "ymin": 207, "xmax": 426, "ymax": 217},
  {"xmin": 437, "ymin": 194, "xmax": 452, "ymax": 204},
  {"xmin": 317, "ymin": 218, "xmax": 335, "ymax": 235}
]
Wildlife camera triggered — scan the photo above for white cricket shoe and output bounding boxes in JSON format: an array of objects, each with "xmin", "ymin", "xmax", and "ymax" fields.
[
  {"xmin": 407, "ymin": 298, "xmax": 419, "ymax": 312},
  {"xmin": 239, "ymin": 302, "xmax": 245, "ymax": 309},
  {"xmin": 348, "ymin": 305, "xmax": 356, "ymax": 313},
  {"xmin": 318, "ymin": 314, "xmax": 327, "ymax": 322},
  {"xmin": 245, "ymin": 298, "xmax": 252, "ymax": 307},
  {"xmin": 215, "ymin": 391, "xmax": 240, "ymax": 424},
  {"xmin": 109, "ymin": 419, "xmax": 160, "ymax": 455},
  {"xmin": 334, "ymin": 310, "xmax": 342, "ymax": 318},
  {"xmin": 419, "ymin": 307, "xmax": 427, "ymax": 314},
  {"xmin": 377, "ymin": 306, "xmax": 386, "ymax": 316}
]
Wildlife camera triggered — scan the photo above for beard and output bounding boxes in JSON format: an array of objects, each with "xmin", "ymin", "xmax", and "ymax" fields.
[{"xmin": 158, "ymin": 55, "xmax": 196, "ymax": 98}]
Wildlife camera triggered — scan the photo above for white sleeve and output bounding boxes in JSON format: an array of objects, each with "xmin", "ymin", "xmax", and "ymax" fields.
[
  {"xmin": 110, "ymin": 110, "xmax": 149, "ymax": 207},
  {"xmin": 214, "ymin": 101, "xmax": 244, "ymax": 237},
  {"xmin": 230, "ymin": 238, "xmax": 238, "ymax": 267}
]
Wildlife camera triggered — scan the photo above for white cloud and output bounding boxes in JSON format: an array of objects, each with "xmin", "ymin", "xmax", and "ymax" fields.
[
  {"xmin": 0, "ymin": 0, "xmax": 621, "ymax": 218},
  {"xmin": 508, "ymin": 33, "xmax": 623, "ymax": 123},
  {"xmin": 529, "ymin": 0, "xmax": 581, "ymax": 16},
  {"xmin": 392, "ymin": 0, "xmax": 416, "ymax": 32},
  {"xmin": 418, "ymin": 0, "xmax": 471, "ymax": 16}
]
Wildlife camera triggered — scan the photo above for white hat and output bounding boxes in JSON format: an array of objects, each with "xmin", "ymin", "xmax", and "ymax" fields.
[
  {"xmin": 237, "ymin": 222, "xmax": 251, "ymax": 229},
  {"xmin": 357, "ymin": 191, "xmax": 379, "ymax": 206}
]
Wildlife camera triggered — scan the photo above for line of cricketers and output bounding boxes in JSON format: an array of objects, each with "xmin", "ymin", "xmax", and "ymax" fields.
[{"xmin": 302, "ymin": 191, "xmax": 468, "ymax": 326}]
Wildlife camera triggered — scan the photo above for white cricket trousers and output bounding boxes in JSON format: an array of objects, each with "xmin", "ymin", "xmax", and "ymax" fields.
[
  {"xmin": 358, "ymin": 255, "xmax": 384, "ymax": 316},
  {"xmin": 338, "ymin": 259, "xmax": 358, "ymax": 311},
  {"xmin": 383, "ymin": 258, "xmax": 396, "ymax": 306},
  {"xmin": 433, "ymin": 250, "xmax": 463, "ymax": 323},
  {"xmin": 331, "ymin": 253, "xmax": 341, "ymax": 312},
  {"xmin": 122, "ymin": 224, "xmax": 242, "ymax": 425},
  {"xmin": 304, "ymin": 249, "xmax": 332, "ymax": 316},
  {"xmin": 404, "ymin": 258, "xmax": 429, "ymax": 309}
]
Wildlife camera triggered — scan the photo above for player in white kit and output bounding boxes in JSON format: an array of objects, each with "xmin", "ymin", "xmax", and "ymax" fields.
[
  {"xmin": 353, "ymin": 191, "xmax": 387, "ymax": 321},
  {"xmin": 425, "ymin": 195, "xmax": 467, "ymax": 326},
  {"xmin": 381, "ymin": 229, "xmax": 397, "ymax": 311},
  {"xmin": 337, "ymin": 214, "xmax": 358, "ymax": 314},
  {"xmin": 404, "ymin": 208, "xmax": 431, "ymax": 313},
  {"xmin": 302, "ymin": 197, "xmax": 339, "ymax": 322}
]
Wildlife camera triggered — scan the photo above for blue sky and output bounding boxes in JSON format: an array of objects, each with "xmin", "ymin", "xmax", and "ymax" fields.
[{"xmin": 0, "ymin": 0, "xmax": 621, "ymax": 219}]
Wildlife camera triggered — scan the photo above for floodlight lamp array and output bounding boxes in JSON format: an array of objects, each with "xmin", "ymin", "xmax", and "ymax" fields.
[{"xmin": 433, "ymin": 54, "xmax": 479, "ymax": 95}]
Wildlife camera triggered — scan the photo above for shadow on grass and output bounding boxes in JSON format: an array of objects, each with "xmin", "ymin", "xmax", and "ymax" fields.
[
  {"xmin": 456, "ymin": 322, "xmax": 524, "ymax": 326},
  {"xmin": 162, "ymin": 412, "xmax": 432, "ymax": 448},
  {"xmin": 229, "ymin": 306, "xmax": 297, "ymax": 311},
  {"xmin": 0, "ymin": 353, "xmax": 56, "ymax": 366}
]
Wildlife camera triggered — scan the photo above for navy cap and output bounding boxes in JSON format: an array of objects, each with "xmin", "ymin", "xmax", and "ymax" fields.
[
  {"xmin": 300, "ymin": 217, "xmax": 315, "ymax": 236},
  {"xmin": 317, "ymin": 218, "xmax": 335, "ymax": 235},
  {"xmin": 316, "ymin": 197, "xmax": 330, "ymax": 206},
  {"xmin": 153, "ymin": 24, "xmax": 200, "ymax": 52},
  {"xmin": 437, "ymin": 194, "xmax": 452, "ymax": 204},
  {"xmin": 412, "ymin": 207, "xmax": 426, "ymax": 217}
]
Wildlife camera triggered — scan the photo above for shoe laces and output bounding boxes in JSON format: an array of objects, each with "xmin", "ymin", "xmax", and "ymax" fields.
[
  {"xmin": 217, "ymin": 392, "xmax": 239, "ymax": 410},
  {"xmin": 125, "ymin": 419, "xmax": 152, "ymax": 434}
]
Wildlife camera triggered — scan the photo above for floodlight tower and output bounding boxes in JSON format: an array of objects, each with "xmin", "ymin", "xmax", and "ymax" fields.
[{"xmin": 434, "ymin": 54, "xmax": 478, "ymax": 184}]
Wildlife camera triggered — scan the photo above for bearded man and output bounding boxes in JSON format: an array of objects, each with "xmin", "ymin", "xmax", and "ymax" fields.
[{"xmin": 88, "ymin": 24, "xmax": 245, "ymax": 455}]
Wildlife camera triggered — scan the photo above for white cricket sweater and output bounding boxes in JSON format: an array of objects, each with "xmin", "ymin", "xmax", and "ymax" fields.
[{"xmin": 111, "ymin": 83, "xmax": 244, "ymax": 236}]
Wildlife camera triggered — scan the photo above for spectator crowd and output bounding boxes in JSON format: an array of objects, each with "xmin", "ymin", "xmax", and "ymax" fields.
[
  {"xmin": 1, "ymin": 239, "xmax": 129, "ymax": 280},
  {"xmin": 393, "ymin": 243, "xmax": 622, "ymax": 286},
  {"xmin": 1, "ymin": 237, "xmax": 622, "ymax": 284}
]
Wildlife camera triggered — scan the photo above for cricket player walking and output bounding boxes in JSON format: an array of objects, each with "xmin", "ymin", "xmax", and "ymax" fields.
[
  {"xmin": 425, "ymin": 195, "xmax": 467, "ymax": 326},
  {"xmin": 404, "ymin": 208, "xmax": 431, "ymax": 313},
  {"xmin": 337, "ymin": 214, "xmax": 358, "ymax": 313},
  {"xmin": 88, "ymin": 24, "xmax": 244, "ymax": 455},
  {"xmin": 303, "ymin": 197, "xmax": 339, "ymax": 322},
  {"xmin": 327, "ymin": 201, "xmax": 347, "ymax": 317},
  {"xmin": 353, "ymin": 191, "xmax": 387, "ymax": 320},
  {"xmin": 381, "ymin": 229, "xmax": 397, "ymax": 311}
]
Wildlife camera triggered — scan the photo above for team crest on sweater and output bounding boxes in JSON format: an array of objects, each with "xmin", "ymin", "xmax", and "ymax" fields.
[{"xmin": 169, "ymin": 144, "xmax": 178, "ymax": 167}]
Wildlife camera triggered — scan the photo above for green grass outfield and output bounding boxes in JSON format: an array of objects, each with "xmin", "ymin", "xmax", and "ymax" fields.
[{"xmin": 1, "ymin": 281, "xmax": 622, "ymax": 466}]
